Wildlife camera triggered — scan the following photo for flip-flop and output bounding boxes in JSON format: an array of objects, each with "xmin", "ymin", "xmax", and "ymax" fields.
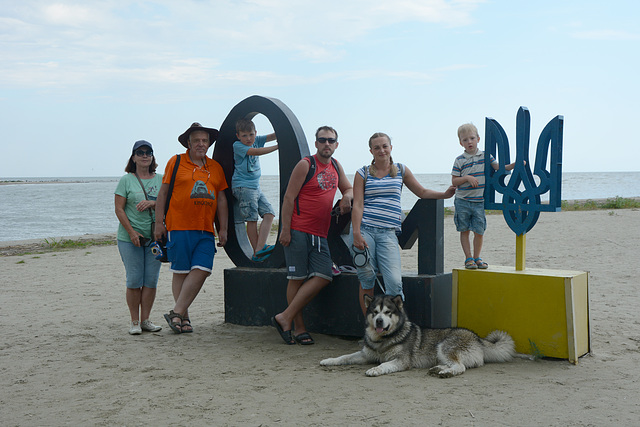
[
  {"xmin": 252, "ymin": 253, "xmax": 271, "ymax": 262},
  {"xmin": 294, "ymin": 332, "xmax": 315, "ymax": 345},
  {"xmin": 338, "ymin": 265, "xmax": 357, "ymax": 273},
  {"xmin": 271, "ymin": 317, "xmax": 295, "ymax": 345},
  {"xmin": 255, "ymin": 244, "xmax": 275, "ymax": 257}
]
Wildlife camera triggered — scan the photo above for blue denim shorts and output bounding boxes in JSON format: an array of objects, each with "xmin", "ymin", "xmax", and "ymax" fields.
[
  {"xmin": 167, "ymin": 230, "xmax": 216, "ymax": 274},
  {"xmin": 232, "ymin": 187, "xmax": 275, "ymax": 223},
  {"xmin": 283, "ymin": 229, "xmax": 332, "ymax": 281},
  {"xmin": 454, "ymin": 198, "xmax": 487, "ymax": 235},
  {"xmin": 117, "ymin": 240, "xmax": 161, "ymax": 289},
  {"xmin": 344, "ymin": 225, "xmax": 404, "ymax": 299}
]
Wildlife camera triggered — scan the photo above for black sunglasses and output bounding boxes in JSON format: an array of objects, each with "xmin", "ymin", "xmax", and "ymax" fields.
[
  {"xmin": 135, "ymin": 150, "xmax": 153, "ymax": 157},
  {"xmin": 317, "ymin": 137, "xmax": 337, "ymax": 144}
]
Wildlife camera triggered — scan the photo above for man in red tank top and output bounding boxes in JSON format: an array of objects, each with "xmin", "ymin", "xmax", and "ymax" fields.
[{"xmin": 272, "ymin": 126, "xmax": 353, "ymax": 345}]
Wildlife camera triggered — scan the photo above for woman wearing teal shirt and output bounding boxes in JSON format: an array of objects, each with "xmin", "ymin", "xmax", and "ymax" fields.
[{"xmin": 115, "ymin": 140, "xmax": 164, "ymax": 335}]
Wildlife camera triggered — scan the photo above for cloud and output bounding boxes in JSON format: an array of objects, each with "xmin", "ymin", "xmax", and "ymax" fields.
[
  {"xmin": 41, "ymin": 3, "xmax": 100, "ymax": 26},
  {"xmin": 0, "ymin": 0, "xmax": 482, "ymax": 88}
]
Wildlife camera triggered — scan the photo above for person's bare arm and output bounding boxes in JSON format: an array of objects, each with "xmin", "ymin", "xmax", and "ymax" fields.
[
  {"xmin": 403, "ymin": 166, "xmax": 456, "ymax": 198},
  {"xmin": 215, "ymin": 190, "xmax": 228, "ymax": 247},
  {"xmin": 278, "ymin": 160, "xmax": 309, "ymax": 246}
]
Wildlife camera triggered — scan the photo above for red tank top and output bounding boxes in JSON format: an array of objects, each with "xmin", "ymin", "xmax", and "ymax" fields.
[{"xmin": 291, "ymin": 155, "xmax": 339, "ymax": 238}]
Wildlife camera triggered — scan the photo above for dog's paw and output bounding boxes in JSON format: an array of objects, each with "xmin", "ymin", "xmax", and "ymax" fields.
[
  {"xmin": 320, "ymin": 358, "xmax": 336, "ymax": 366},
  {"xmin": 365, "ymin": 367, "xmax": 385, "ymax": 377},
  {"xmin": 428, "ymin": 365, "xmax": 455, "ymax": 378}
]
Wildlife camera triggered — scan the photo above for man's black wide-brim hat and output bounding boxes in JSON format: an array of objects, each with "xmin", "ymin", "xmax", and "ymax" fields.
[{"xmin": 178, "ymin": 122, "xmax": 219, "ymax": 148}]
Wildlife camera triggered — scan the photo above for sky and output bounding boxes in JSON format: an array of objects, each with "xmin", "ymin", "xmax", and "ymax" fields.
[{"xmin": 1, "ymin": 0, "xmax": 638, "ymax": 178}]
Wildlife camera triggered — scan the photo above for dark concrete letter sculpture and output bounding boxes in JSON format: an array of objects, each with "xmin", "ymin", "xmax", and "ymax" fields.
[{"xmin": 213, "ymin": 95, "xmax": 309, "ymax": 268}]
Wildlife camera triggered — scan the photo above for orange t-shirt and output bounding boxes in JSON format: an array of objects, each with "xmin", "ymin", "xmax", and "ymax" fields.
[{"xmin": 162, "ymin": 151, "xmax": 228, "ymax": 234}]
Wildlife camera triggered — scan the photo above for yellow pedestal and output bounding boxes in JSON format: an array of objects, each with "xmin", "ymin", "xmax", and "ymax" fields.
[{"xmin": 452, "ymin": 266, "xmax": 590, "ymax": 364}]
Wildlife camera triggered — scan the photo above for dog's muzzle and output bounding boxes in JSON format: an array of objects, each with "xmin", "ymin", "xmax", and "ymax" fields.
[{"xmin": 374, "ymin": 316, "xmax": 389, "ymax": 333}]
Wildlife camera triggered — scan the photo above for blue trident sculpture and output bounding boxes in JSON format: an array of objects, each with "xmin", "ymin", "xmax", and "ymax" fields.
[{"xmin": 484, "ymin": 107, "xmax": 564, "ymax": 270}]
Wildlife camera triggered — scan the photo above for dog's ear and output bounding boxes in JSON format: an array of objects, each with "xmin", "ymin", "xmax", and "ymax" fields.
[
  {"xmin": 363, "ymin": 294, "xmax": 373, "ymax": 308},
  {"xmin": 392, "ymin": 295, "xmax": 404, "ymax": 310}
]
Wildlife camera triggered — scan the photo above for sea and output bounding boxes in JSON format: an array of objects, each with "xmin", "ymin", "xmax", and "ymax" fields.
[{"xmin": 1, "ymin": 172, "xmax": 638, "ymax": 243}]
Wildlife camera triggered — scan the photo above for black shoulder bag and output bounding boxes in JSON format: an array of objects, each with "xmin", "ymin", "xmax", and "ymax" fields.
[{"xmin": 154, "ymin": 154, "xmax": 181, "ymax": 262}]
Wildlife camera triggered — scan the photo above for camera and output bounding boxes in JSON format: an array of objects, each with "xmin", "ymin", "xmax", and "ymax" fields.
[{"xmin": 150, "ymin": 241, "xmax": 164, "ymax": 260}]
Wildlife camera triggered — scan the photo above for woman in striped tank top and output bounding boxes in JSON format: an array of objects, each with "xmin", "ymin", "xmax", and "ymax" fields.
[{"xmin": 349, "ymin": 132, "xmax": 456, "ymax": 315}]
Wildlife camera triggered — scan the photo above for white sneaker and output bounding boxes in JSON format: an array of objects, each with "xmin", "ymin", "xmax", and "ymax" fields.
[
  {"xmin": 141, "ymin": 319, "xmax": 162, "ymax": 332},
  {"xmin": 129, "ymin": 321, "xmax": 142, "ymax": 335}
]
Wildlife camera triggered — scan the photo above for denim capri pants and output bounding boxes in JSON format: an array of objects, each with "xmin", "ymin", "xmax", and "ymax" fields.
[
  {"xmin": 344, "ymin": 224, "xmax": 404, "ymax": 299},
  {"xmin": 117, "ymin": 240, "xmax": 161, "ymax": 289}
]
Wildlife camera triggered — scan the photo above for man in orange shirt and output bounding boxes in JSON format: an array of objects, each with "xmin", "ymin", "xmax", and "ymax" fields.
[{"xmin": 155, "ymin": 123, "xmax": 229, "ymax": 334}]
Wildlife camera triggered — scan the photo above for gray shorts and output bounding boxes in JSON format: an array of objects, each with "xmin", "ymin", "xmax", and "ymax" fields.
[{"xmin": 283, "ymin": 229, "xmax": 333, "ymax": 281}]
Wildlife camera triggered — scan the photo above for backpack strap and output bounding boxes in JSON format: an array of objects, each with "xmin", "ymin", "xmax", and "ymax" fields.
[
  {"xmin": 164, "ymin": 154, "xmax": 181, "ymax": 218},
  {"xmin": 296, "ymin": 156, "xmax": 314, "ymax": 216},
  {"xmin": 302, "ymin": 155, "xmax": 316, "ymax": 187}
]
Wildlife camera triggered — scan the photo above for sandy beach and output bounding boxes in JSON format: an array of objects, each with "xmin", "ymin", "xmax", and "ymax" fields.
[{"xmin": 1, "ymin": 209, "xmax": 639, "ymax": 426}]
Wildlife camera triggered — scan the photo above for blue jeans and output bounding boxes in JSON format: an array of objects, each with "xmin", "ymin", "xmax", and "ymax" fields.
[{"xmin": 345, "ymin": 224, "xmax": 404, "ymax": 299}]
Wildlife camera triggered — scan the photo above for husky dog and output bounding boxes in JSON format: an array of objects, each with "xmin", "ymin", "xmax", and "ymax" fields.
[{"xmin": 320, "ymin": 295, "xmax": 515, "ymax": 377}]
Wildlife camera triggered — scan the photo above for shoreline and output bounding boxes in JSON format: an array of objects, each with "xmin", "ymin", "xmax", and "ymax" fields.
[
  {"xmin": 0, "ymin": 234, "xmax": 117, "ymax": 256},
  {"xmin": 1, "ymin": 203, "xmax": 638, "ymax": 255}
]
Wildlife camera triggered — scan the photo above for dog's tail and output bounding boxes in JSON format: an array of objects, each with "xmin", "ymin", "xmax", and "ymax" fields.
[{"xmin": 481, "ymin": 330, "xmax": 516, "ymax": 363}]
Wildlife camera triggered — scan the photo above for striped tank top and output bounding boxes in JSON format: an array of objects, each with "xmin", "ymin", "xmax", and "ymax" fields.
[{"xmin": 359, "ymin": 163, "xmax": 404, "ymax": 230}]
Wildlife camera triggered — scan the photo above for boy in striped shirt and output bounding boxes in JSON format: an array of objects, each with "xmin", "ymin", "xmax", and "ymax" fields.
[{"xmin": 451, "ymin": 123, "xmax": 515, "ymax": 269}]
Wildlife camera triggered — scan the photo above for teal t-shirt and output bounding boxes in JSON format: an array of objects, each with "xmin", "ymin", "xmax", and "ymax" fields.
[
  {"xmin": 232, "ymin": 134, "xmax": 267, "ymax": 189},
  {"xmin": 114, "ymin": 173, "xmax": 163, "ymax": 242}
]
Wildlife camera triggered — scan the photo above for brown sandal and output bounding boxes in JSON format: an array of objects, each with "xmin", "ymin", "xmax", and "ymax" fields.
[
  {"xmin": 163, "ymin": 310, "xmax": 183, "ymax": 334},
  {"xmin": 181, "ymin": 317, "xmax": 193, "ymax": 333}
]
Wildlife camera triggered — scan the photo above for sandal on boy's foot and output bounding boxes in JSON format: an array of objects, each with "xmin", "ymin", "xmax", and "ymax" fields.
[
  {"xmin": 271, "ymin": 317, "xmax": 295, "ymax": 345},
  {"xmin": 164, "ymin": 310, "xmax": 183, "ymax": 334},
  {"xmin": 464, "ymin": 257, "xmax": 478, "ymax": 269},
  {"xmin": 475, "ymin": 258, "xmax": 488, "ymax": 269},
  {"xmin": 255, "ymin": 244, "xmax": 275, "ymax": 258},
  {"xmin": 181, "ymin": 317, "xmax": 193, "ymax": 333},
  {"xmin": 252, "ymin": 253, "xmax": 271, "ymax": 262},
  {"xmin": 294, "ymin": 332, "xmax": 315, "ymax": 345}
]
